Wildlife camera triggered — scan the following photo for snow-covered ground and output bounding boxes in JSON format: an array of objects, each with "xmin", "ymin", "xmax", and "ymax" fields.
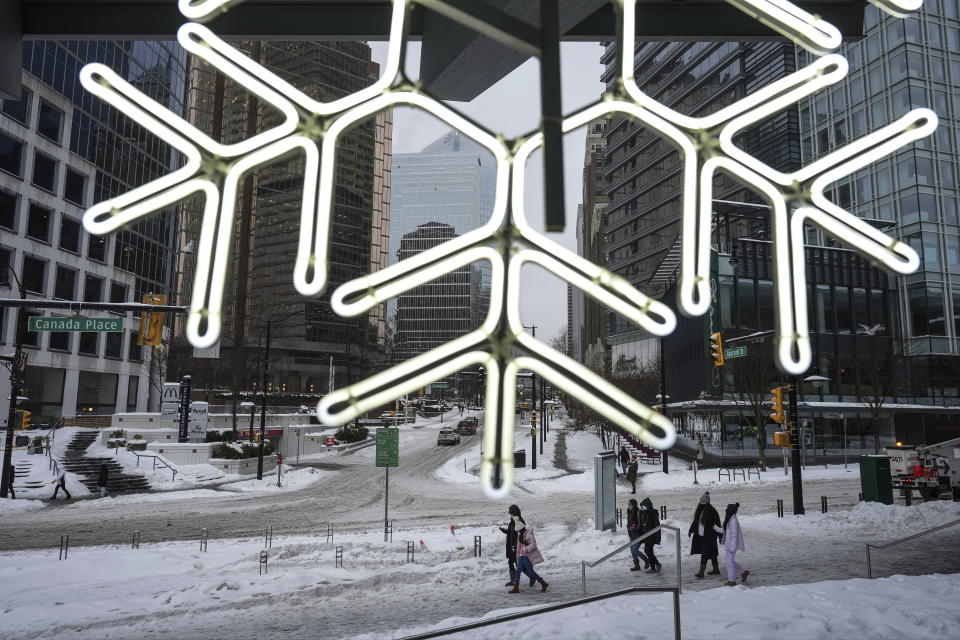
[{"xmin": 1, "ymin": 500, "xmax": 958, "ymax": 640}]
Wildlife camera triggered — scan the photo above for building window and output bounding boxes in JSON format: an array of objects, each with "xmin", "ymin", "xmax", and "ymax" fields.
[
  {"xmin": 105, "ymin": 331, "xmax": 123, "ymax": 359},
  {"xmin": 64, "ymin": 169, "xmax": 86, "ymax": 205},
  {"xmin": 109, "ymin": 282, "xmax": 128, "ymax": 315},
  {"xmin": 49, "ymin": 328, "xmax": 71, "ymax": 352},
  {"xmin": 84, "ymin": 274, "xmax": 103, "ymax": 302},
  {"xmin": 37, "ymin": 100, "xmax": 63, "ymax": 143},
  {"xmin": 126, "ymin": 376, "xmax": 139, "ymax": 411},
  {"xmin": 78, "ymin": 331, "xmax": 99, "ymax": 356},
  {"xmin": 88, "ymin": 235, "xmax": 106, "ymax": 262},
  {"xmin": 0, "ymin": 189, "xmax": 17, "ymax": 230},
  {"xmin": 59, "ymin": 217, "xmax": 80, "ymax": 253},
  {"xmin": 75, "ymin": 371, "xmax": 118, "ymax": 414},
  {"xmin": 0, "ymin": 248, "xmax": 10, "ymax": 285},
  {"xmin": 0, "ymin": 133, "xmax": 23, "ymax": 176},
  {"xmin": 26, "ymin": 204, "xmax": 51, "ymax": 242},
  {"xmin": 128, "ymin": 331, "xmax": 143, "ymax": 361},
  {"xmin": 19, "ymin": 308, "xmax": 40, "ymax": 348},
  {"xmin": 31, "ymin": 152, "xmax": 57, "ymax": 192},
  {"xmin": 21, "ymin": 256, "xmax": 46, "ymax": 294},
  {"xmin": 0, "ymin": 88, "xmax": 30, "ymax": 125},
  {"xmin": 53, "ymin": 266, "xmax": 76, "ymax": 300}
]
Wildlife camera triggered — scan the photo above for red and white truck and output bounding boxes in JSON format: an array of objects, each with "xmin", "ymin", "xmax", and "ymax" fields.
[{"xmin": 886, "ymin": 436, "xmax": 960, "ymax": 501}]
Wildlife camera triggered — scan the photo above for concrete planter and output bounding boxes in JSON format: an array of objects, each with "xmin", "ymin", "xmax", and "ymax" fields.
[{"xmin": 208, "ymin": 455, "xmax": 277, "ymax": 475}]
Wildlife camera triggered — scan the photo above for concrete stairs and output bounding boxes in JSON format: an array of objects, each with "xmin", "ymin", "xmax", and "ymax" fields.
[{"xmin": 59, "ymin": 430, "xmax": 152, "ymax": 494}]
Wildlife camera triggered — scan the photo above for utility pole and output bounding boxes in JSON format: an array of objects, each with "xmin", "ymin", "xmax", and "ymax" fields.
[
  {"xmin": 788, "ymin": 376, "xmax": 804, "ymax": 514},
  {"xmin": 257, "ymin": 320, "xmax": 270, "ymax": 480},
  {"xmin": 525, "ymin": 324, "xmax": 537, "ymax": 470},
  {"xmin": 0, "ymin": 280, "xmax": 23, "ymax": 498},
  {"xmin": 660, "ymin": 336, "xmax": 669, "ymax": 474}
]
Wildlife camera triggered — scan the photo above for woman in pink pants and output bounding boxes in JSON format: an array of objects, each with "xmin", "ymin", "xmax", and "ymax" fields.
[{"xmin": 714, "ymin": 503, "xmax": 750, "ymax": 586}]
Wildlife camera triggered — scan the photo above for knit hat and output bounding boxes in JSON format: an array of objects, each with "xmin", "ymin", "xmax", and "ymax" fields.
[{"xmin": 700, "ymin": 491, "xmax": 710, "ymax": 504}]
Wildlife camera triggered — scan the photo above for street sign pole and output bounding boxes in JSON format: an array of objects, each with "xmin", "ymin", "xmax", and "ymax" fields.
[
  {"xmin": 789, "ymin": 377, "xmax": 804, "ymax": 515},
  {"xmin": 376, "ymin": 427, "xmax": 399, "ymax": 542},
  {"xmin": 177, "ymin": 375, "xmax": 192, "ymax": 444}
]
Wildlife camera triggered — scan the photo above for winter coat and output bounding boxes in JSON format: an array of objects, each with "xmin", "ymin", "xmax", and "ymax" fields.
[
  {"xmin": 696, "ymin": 443, "xmax": 705, "ymax": 463},
  {"xmin": 626, "ymin": 506, "xmax": 641, "ymax": 539},
  {"xmin": 97, "ymin": 465, "xmax": 109, "ymax": 487},
  {"xmin": 639, "ymin": 497, "xmax": 661, "ymax": 545},
  {"xmin": 499, "ymin": 518, "xmax": 519, "ymax": 561},
  {"xmin": 626, "ymin": 460, "xmax": 638, "ymax": 482},
  {"xmin": 517, "ymin": 526, "xmax": 544, "ymax": 564},
  {"xmin": 688, "ymin": 503, "xmax": 721, "ymax": 558},
  {"xmin": 55, "ymin": 467, "xmax": 66, "ymax": 482},
  {"xmin": 619, "ymin": 448, "xmax": 630, "ymax": 465},
  {"xmin": 714, "ymin": 514, "xmax": 745, "ymax": 552}
]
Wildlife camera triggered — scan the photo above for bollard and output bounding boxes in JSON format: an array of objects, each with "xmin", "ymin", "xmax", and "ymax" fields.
[
  {"xmin": 821, "ymin": 496, "xmax": 828, "ymax": 513},
  {"xmin": 406, "ymin": 541, "xmax": 415, "ymax": 564},
  {"xmin": 259, "ymin": 550, "xmax": 268, "ymax": 574},
  {"xmin": 904, "ymin": 490, "xmax": 912, "ymax": 507},
  {"xmin": 200, "ymin": 528, "xmax": 209, "ymax": 553},
  {"xmin": 659, "ymin": 505, "xmax": 666, "ymax": 520},
  {"xmin": 59, "ymin": 534, "xmax": 69, "ymax": 560},
  {"xmin": 325, "ymin": 523, "xmax": 333, "ymax": 544},
  {"xmin": 385, "ymin": 520, "xmax": 393, "ymax": 543},
  {"xmin": 264, "ymin": 525, "xmax": 273, "ymax": 549},
  {"xmin": 132, "ymin": 531, "xmax": 141, "ymax": 550},
  {"xmin": 335, "ymin": 546, "xmax": 343, "ymax": 568},
  {"xmin": 776, "ymin": 499, "xmax": 784, "ymax": 517},
  {"xmin": 473, "ymin": 535, "xmax": 482, "ymax": 558},
  {"xmin": 858, "ymin": 492, "xmax": 863, "ymax": 502}
]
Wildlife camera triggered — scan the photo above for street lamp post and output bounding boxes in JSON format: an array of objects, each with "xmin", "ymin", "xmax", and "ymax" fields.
[
  {"xmin": 659, "ymin": 336, "xmax": 669, "ymax": 474},
  {"xmin": 240, "ymin": 401, "xmax": 255, "ymax": 441},
  {"xmin": 257, "ymin": 320, "xmax": 271, "ymax": 480},
  {"xmin": 1, "ymin": 268, "xmax": 26, "ymax": 499}
]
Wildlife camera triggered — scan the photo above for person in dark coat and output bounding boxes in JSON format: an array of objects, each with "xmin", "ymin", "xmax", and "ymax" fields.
[
  {"xmin": 688, "ymin": 491, "xmax": 721, "ymax": 577},
  {"xmin": 97, "ymin": 462, "xmax": 109, "ymax": 498},
  {"xmin": 639, "ymin": 496, "xmax": 662, "ymax": 573},
  {"xmin": 5, "ymin": 463, "xmax": 15, "ymax": 499},
  {"xmin": 626, "ymin": 498, "xmax": 648, "ymax": 571},
  {"xmin": 498, "ymin": 504, "xmax": 522, "ymax": 586},
  {"xmin": 618, "ymin": 446, "xmax": 630, "ymax": 475},
  {"xmin": 626, "ymin": 457, "xmax": 638, "ymax": 494}
]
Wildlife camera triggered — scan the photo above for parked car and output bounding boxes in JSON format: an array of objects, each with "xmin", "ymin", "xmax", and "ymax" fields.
[
  {"xmin": 456, "ymin": 419, "xmax": 477, "ymax": 435},
  {"xmin": 437, "ymin": 428, "xmax": 461, "ymax": 446}
]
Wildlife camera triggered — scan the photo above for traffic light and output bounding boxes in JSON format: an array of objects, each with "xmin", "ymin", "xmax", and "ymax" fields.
[
  {"xmin": 138, "ymin": 293, "xmax": 167, "ymax": 346},
  {"xmin": 769, "ymin": 387, "xmax": 785, "ymax": 424},
  {"xmin": 14, "ymin": 410, "xmax": 31, "ymax": 430},
  {"xmin": 710, "ymin": 332, "xmax": 724, "ymax": 367}
]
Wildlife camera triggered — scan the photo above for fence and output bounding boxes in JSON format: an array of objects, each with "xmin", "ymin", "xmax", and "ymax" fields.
[{"xmin": 581, "ymin": 525, "xmax": 682, "ymax": 596}]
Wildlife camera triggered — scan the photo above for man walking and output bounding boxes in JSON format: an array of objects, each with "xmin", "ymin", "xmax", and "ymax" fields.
[
  {"xmin": 5, "ymin": 463, "xmax": 16, "ymax": 499},
  {"xmin": 696, "ymin": 440, "xmax": 705, "ymax": 469},
  {"xmin": 51, "ymin": 466, "xmax": 71, "ymax": 500},
  {"xmin": 97, "ymin": 462, "xmax": 109, "ymax": 498},
  {"xmin": 627, "ymin": 456, "xmax": 639, "ymax": 494},
  {"xmin": 618, "ymin": 445, "xmax": 630, "ymax": 476}
]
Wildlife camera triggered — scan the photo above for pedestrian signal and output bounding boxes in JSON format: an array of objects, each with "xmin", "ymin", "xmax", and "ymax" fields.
[{"xmin": 710, "ymin": 332, "xmax": 724, "ymax": 367}]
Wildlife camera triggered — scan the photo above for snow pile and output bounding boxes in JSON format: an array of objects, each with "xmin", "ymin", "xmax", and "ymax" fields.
[
  {"xmin": 641, "ymin": 462, "xmax": 860, "ymax": 491},
  {"xmin": 221, "ymin": 466, "xmax": 327, "ymax": 493}
]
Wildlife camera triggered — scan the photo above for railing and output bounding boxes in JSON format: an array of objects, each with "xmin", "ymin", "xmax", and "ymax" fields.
[
  {"xmin": 581, "ymin": 525, "xmax": 682, "ymax": 595},
  {"xmin": 865, "ymin": 518, "xmax": 960, "ymax": 578},
  {"xmin": 395, "ymin": 586, "xmax": 681, "ymax": 640},
  {"xmin": 131, "ymin": 451, "xmax": 177, "ymax": 482}
]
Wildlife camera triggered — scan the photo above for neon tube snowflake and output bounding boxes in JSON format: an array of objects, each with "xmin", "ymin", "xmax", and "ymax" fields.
[{"xmin": 81, "ymin": 0, "xmax": 933, "ymax": 497}]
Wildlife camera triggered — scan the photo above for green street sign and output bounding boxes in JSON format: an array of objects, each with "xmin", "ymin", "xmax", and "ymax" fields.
[
  {"xmin": 376, "ymin": 427, "xmax": 399, "ymax": 467},
  {"xmin": 28, "ymin": 317, "xmax": 124, "ymax": 332},
  {"xmin": 431, "ymin": 382, "xmax": 449, "ymax": 389},
  {"xmin": 724, "ymin": 345, "xmax": 748, "ymax": 359}
]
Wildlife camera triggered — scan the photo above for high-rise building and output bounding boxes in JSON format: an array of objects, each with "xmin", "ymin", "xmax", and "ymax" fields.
[
  {"xmin": 387, "ymin": 129, "xmax": 494, "ymax": 353},
  {"xmin": 0, "ymin": 41, "xmax": 187, "ymax": 421},
  {"xmin": 176, "ymin": 41, "xmax": 391, "ymax": 396},
  {"xmin": 394, "ymin": 222, "xmax": 473, "ymax": 361}
]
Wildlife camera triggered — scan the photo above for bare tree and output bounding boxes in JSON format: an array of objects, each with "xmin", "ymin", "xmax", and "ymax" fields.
[
  {"xmin": 857, "ymin": 337, "xmax": 898, "ymax": 454},
  {"xmin": 549, "ymin": 326, "xmax": 570, "ymax": 357},
  {"xmin": 727, "ymin": 346, "xmax": 778, "ymax": 470}
]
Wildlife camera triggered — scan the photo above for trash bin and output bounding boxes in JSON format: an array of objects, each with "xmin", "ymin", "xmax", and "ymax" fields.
[
  {"xmin": 859, "ymin": 455, "xmax": 893, "ymax": 505},
  {"xmin": 514, "ymin": 449, "xmax": 526, "ymax": 468}
]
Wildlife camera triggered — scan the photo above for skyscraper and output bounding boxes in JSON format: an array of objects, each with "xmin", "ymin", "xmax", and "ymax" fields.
[{"xmin": 0, "ymin": 41, "xmax": 187, "ymax": 420}]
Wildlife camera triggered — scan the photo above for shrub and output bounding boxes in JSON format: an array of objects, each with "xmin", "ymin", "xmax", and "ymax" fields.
[
  {"xmin": 132, "ymin": 433, "xmax": 143, "ymax": 441},
  {"xmin": 213, "ymin": 441, "xmax": 273, "ymax": 460},
  {"xmin": 110, "ymin": 429, "xmax": 125, "ymax": 438},
  {"xmin": 334, "ymin": 424, "xmax": 368, "ymax": 443}
]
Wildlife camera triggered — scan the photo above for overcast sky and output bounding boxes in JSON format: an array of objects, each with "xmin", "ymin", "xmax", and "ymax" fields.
[{"xmin": 369, "ymin": 42, "xmax": 606, "ymax": 345}]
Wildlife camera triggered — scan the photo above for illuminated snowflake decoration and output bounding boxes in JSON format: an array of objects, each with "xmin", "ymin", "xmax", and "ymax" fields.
[{"xmin": 80, "ymin": 0, "xmax": 933, "ymax": 497}]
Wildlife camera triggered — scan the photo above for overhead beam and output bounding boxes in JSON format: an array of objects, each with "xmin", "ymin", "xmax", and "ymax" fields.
[{"xmin": 0, "ymin": 0, "xmax": 21, "ymax": 99}]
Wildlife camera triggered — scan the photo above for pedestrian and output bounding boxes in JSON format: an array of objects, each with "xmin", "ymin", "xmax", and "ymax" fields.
[
  {"xmin": 640, "ymin": 496, "xmax": 662, "ymax": 572},
  {"xmin": 5, "ymin": 463, "xmax": 15, "ymax": 499},
  {"xmin": 459, "ymin": 404, "xmax": 464, "ymax": 416},
  {"xmin": 97, "ymin": 462, "xmax": 109, "ymax": 498},
  {"xmin": 627, "ymin": 456, "xmax": 638, "ymax": 494},
  {"xmin": 626, "ymin": 498, "xmax": 649, "ymax": 571},
  {"xmin": 689, "ymin": 491, "xmax": 722, "ymax": 578},
  {"xmin": 696, "ymin": 440, "xmax": 705, "ymax": 469},
  {"xmin": 51, "ymin": 465, "xmax": 71, "ymax": 500},
  {"xmin": 714, "ymin": 502, "xmax": 749, "ymax": 586},
  {"xmin": 498, "ymin": 504, "xmax": 521, "ymax": 586},
  {"xmin": 619, "ymin": 445, "xmax": 630, "ymax": 475},
  {"xmin": 508, "ymin": 510, "xmax": 548, "ymax": 593}
]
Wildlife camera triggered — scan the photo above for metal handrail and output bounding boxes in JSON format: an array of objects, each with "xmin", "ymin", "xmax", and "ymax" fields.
[
  {"xmin": 581, "ymin": 524, "xmax": 682, "ymax": 595},
  {"xmin": 866, "ymin": 518, "xmax": 960, "ymax": 578},
  {"xmin": 131, "ymin": 450, "xmax": 177, "ymax": 482},
  {"xmin": 396, "ymin": 586, "xmax": 681, "ymax": 640}
]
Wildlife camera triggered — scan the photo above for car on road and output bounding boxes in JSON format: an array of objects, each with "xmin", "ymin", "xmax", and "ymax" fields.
[
  {"xmin": 456, "ymin": 418, "xmax": 478, "ymax": 435},
  {"xmin": 437, "ymin": 428, "xmax": 461, "ymax": 446}
]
